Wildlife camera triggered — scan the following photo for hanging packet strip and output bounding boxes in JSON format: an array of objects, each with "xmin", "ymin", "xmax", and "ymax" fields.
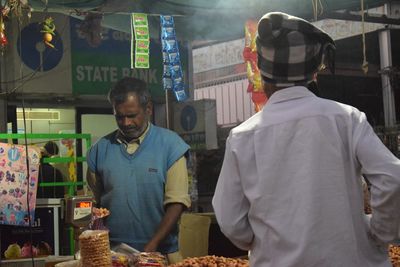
[
  {"xmin": 131, "ymin": 13, "xmax": 150, "ymax": 69},
  {"xmin": 160, "ymin": 15, "xmax": 188, "ymax": 101}
]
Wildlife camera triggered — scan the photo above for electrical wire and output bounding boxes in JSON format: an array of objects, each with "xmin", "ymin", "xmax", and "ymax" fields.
[
  {"xmin": 72, "ymin": 8, "xmax": 185, "ymax": 17},
  {"xmin": 16, "ymin": 17, "xmax": 35, "ymax": 267},
  {"xmin": 312, "ymin": 0, "xmax": 324, "ymax": 21},
  {"xmin": 361, "ymin": 0, "xmax": 369, "ymax": 74},
  {"xmin": 21, "ymin": 98, "xmax": 35, "ymax": 267}
]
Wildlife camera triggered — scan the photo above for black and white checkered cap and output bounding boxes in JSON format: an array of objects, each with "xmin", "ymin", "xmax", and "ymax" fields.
[{"xmin": 256, "ymin": 12, "xmax": 335, "ymax": 87}]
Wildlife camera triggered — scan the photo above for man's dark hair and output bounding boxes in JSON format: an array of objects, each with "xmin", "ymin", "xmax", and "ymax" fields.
[
  {"xmin": 44, "ymin": 141, "xmax": 59, "ymax": 156},
  {"xmin": 108, "ymin": 77, "xmax": 151, "ymax": 108}
]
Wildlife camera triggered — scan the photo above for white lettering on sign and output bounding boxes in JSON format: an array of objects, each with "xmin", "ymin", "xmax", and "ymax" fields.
[
  {"xmin": 193, "ymin": 39, "xmax": 245, "ymax": 73},
  {"xmin": 121, "ymin": 68, "xmax": 158, "ymax": 84},
  {"xmin": 76, "ymin": 65, "xmax": 85, "ymax": 81},
  {"xmin": 75, "ymin": 65, "xmax": 158, "ymax": 84},
  {"xmin": 110, "ymin": 67, "xmax": 118, "ymax": 82},
  {"xmin": 93, "ymin": 67, "xmax": 102, "ymax": 81},
  {"xmin": 312, "ymin": 19, "xmax": 385, "ymax": 41},
  {"xmin": 73, "ymin": 207, "xmax": 91, "ymax": 220},
  {"xmin": 84, "ymin": 66, "xmax": 94, "ymax": 81},
  {"xmin": 75, "ymin": 65, "xmax": 119, "ymax": 82}
]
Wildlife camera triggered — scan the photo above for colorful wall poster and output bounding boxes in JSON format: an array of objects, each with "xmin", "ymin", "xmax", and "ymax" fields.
[{"xmin": 0, "ymin": 143, "xmax": 41, "ymax": 227}]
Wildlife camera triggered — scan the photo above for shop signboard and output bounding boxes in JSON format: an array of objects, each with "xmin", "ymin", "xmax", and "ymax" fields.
[
  {"xmin": 312, "ymin": 19, "xmax": 385, "ymax": 41},
  {"xmin": 173, "ymin": 100, "xmax": 218, "ymax": 150},
  {"xmin": 70, "ymin": 18, "xmax": 188, "ymax": 102},
  {"xmin": 11, "ymin": 13, "xmax": 72, "ymax": 95},
  {"xmin": 193, "ymin": 39, "xmax": 245, "ymax": 74}
]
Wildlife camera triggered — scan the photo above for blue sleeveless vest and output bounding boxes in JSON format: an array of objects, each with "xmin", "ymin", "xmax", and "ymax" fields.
[{"xmin": 87, "ymin": 124, "xmax": 189, "ymax": 253}]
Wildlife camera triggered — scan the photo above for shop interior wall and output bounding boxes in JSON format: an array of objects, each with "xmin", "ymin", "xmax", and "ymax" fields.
[
  {"xmin": 14, "ymin": 108, "xmax": 76, "ymax": 143},
  {"xmin": 81, "ymin": 114, "xmax": 117, "ymax": 178},
  {"xmin": 390, "ymin": 29, "xmax": 400, "ymax": 122}
]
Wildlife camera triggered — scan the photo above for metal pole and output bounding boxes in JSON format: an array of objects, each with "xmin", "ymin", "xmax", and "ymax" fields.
[
  {"xmin": 0, "ymin": 51, "xmax": 7, "ymax": 133},
  {"xmin": 379, "ymin": 4, "xmax": 396, "ymax": 127},
  {"xmin": 165, "ymin": 89, "xmax": 170, "ymax": 129},
  {"xmin": 187, "ymin": 41, "xmax": 194, "ymax": 101},
  {"xmin": 0, "ymin": 99, "xmax": 6, "ymax": 133}
]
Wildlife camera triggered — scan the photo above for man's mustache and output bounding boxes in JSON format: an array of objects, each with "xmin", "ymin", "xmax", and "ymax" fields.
[{"xmin": 122, "ymin": 127, "xmax": 138, "ymax": 131}]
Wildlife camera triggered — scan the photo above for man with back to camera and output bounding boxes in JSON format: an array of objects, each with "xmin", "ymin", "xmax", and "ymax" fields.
[
  {"xmin": 86, "ymin": 77, "xmax": 190, "ymax": 263},
  {"xmin": 212, "ymin": 12, "xmax": 400, "ymax": 267}
]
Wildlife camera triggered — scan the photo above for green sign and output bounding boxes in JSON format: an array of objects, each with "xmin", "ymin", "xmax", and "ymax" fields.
[{"xmin": 70, "ymin": 17, "xmax": 187, "ymax": 102}]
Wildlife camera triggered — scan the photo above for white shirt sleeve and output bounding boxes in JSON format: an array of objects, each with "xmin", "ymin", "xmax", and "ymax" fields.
[
  {"xmin": 212, "ymin": 135, "xmax": 254, "ymax": 250},
  {"xmin": 354, "ymin": 113, "xmax": 400, "ymax": 245}
]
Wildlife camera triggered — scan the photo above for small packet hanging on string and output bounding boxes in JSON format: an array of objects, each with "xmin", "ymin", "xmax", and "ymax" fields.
[
  {"xmin": 170, "ymin": 64, "xmax": 183, "ymax": 79},
  {"xmin": 160, "ymin": 15, "xmax": 174, "ymax": 27},
  {"xmin": 134, "ymin": 26, "xmax": 150, "ymax": 40},
  {"xmin": 161, "ymin": 27, "xmax": 176, "ymax": 40},
  {"xmin": 168, "ymin": 52, "xmax": 181, "ymax": 65},
  {"xmin": 132, "ymin": 13, "xmax": 148, "ymax": 27},
  {"xmin": 162, "ymin": 39, "xmax": 178, "ymax": 53},
  {"xmin": 162, "ymin": 77, "xmax": 173, "ymax": 90},
  {"xmin": 136, "ymin": 39, "xmax": 149, "ymax": 54},
  {"xmin": 174, "ymin": 86, "xmax": 188, "ymax": 102},
  {"xmin": 135, "ymin": 54, "xmax": 150, "ymax": 69}
]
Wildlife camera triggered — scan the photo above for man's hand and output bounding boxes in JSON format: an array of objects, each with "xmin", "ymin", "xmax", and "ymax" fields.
[
  {"xmin": 143, "ymin": 239, "xmax": 159, "ymax": 252},
  {"xmin": 144, "ymin": 203, "xmax": 185, "ymax": 252}
]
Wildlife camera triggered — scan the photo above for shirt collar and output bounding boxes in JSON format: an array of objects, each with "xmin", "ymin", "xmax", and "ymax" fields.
[
  {"xmin": 116, "ymin": 122, "xmax": 151, "ymax": 145},
  {"xmin": 266, "ymin": 86, "xmax": 315, "ymax": 105}
]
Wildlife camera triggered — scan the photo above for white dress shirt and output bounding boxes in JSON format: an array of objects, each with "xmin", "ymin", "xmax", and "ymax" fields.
[{"xmin": 212, "ymin": 86, "xmax": 400, "ymax": 267}]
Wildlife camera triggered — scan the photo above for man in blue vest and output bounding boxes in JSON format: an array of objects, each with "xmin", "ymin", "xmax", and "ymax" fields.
[{"xmin": 87, "ymin": 77, "xmax": 190, "ymax": 263}]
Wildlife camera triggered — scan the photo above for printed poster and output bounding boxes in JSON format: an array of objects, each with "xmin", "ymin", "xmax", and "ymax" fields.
[{"xmin": 0, "ymin": 143, "xmax": 41, "ymax": 227}]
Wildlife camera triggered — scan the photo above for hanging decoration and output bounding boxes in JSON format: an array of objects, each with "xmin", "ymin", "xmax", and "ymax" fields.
[
  {"xmin": 0, "ymin": 0, "xmax": 32, "ymax": 54},
  {"xmin": 60, "ymin": 138, "xmax": 76, "ymax": 183},
  {"xmin": 40, "ymin": 17, "xmax": 56, "ymax": 49},
  {"xmin": 1, "ymin": 0, "xmax": 32, "ymax": 20},
  {"xmin": 79, "ymin": 12, "xmax": 103, "ymax": 48},
  {"xmin": 160, "ymin": 15, "xmax": 188, "ymax": 102},
  {"xmin": 0, "ymin": 15, "xmax": 8, "ymax": 54},
  {"xmin": 243, "ymin": 20, "xmax": 267, "ymax": 112},
  {"xmin": 131, "ymin": 13, "xmax": 150, "ymax": 69}
]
